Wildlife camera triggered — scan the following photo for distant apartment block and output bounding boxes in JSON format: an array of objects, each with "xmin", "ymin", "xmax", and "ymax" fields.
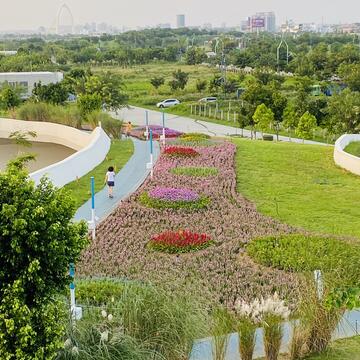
[
  {"xmin": 245, "ymin": 12, "xmax": 276, "ymax": 33},
  {"xmin": 0, "ymin": 72, "xmax": 64, "ymax": 98},
  {"xmin": 177, "ymin": 14, "xmax": 186, "ymax": 28}
]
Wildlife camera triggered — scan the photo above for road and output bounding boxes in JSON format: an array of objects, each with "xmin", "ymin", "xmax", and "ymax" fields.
[{"xmin": 114, "ymin": 105, "xmax": 329, "ymax": 146}]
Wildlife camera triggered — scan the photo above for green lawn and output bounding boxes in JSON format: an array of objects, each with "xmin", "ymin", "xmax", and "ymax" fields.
[
  {"xmin": 344, "ymin": 141, "xmax": 360, "ymax": 157},
  {"xmin": 64, "ymin": 139, "xmax": 134, "ymax": 209},
  {"xmin": 304, "ymin": 336, "xmax": 360, "ymax": 360},
  {"xmin": 234, "ymin": 138, "xmax": 360, "ymax": 239}
]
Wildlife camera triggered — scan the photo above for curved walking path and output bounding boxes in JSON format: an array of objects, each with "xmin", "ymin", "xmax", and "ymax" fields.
[
  {"xmin": 74, "ymin": 137, "xmax": 160, "ymax": 223},
  {"xmin": 114, "ymin": 106, "xmax": 329, "ymax": 146}
]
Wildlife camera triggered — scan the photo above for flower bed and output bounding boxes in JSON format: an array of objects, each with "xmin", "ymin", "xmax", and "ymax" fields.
[
  {"xmin": 131, "ymin": 125, "xmax": 182, "ymax": 140},
  {"xmin": 164, "ymin": 146, "xmax": 200, "ymax": 158},
  {"xmin": 171, "ymin": 167, "xmax": 219, "ymax": 177},
  {"xmin": 139, "ymin": 188, "xmax": 209, "ymax": 210},
  {"xmin": 148, "ymin": 230, "xmax": 214, "ymax": 254},
  {"xmin": 78, "ymin": 141, "xmax": 296, "ymax": 309}
]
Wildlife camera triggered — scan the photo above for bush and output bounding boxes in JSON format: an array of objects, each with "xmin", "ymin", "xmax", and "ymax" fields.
[
  {"xmin": 247, "ymin": 234, "xmax": 360, "ymax": 286},
  {"xmin": 147, "ymin": 230, "xmax": 214, "ymax": 254},
  {"xmin": 87, "ymin": 111, "xmax": 123, "ymax": 138},
  {"xmin": 263, "ymin": 134, "xmax": 274, "ymax": 141},
  {"xmin": 180, "ymin": 132, "xmax": 211, "ymax": 141},
  {"xmin": 171, "ymin": 167, "xmax": 219, "ymax": 177},
  {"xmin": 139, "ymin": 192, "xmax": 210, "ymax": 210},
  {"xmin": 76, "ymin": 279, "xmax": 126, "ymax": 305}
]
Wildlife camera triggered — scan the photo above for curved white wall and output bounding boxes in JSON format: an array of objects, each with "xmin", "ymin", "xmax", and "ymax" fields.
[
  {"xmin": 0, "ymin": 118, "xmax": 111, "ymax": 187},
  {"xmin": 334, "ymin": 134, "xmax": 360, "ymax": 176}
]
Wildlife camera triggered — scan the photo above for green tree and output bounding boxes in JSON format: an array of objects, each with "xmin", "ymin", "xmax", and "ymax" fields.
[
  {"xmin": 32, "ymin": 82, "xmax": 68, "ymax": 105},
  {"xmin": 169, "ymin": 69, "xmax": 189, "ymax": 91},
  {"xmin": 282, "ymin": 103, "xmax": 298, "ymax": 140},
  {"xmin": 150, "ymin": 76, "xmax": 165, "ymax": 89},
  {"xmin": 338, "ymin": 63, "xmax": 360, "ymax": 91},
  {"xmin": 0, "ymin": 157, "xmax": 88, "ymax": 359},
  {"xmin": 253, "ymin": 103, "xmax": 275, "ymax": 137},
  {"xmin": 185, "ymin": 47, "xmax": 206, "ymax": 65},
  {"xmin": 196, "ymin": 79, "xmax": 207, "ymax": 93},
  {"xmin": 77, "ymin": 93, "xmax": 102, "ymax": 119},
  {"xmin": 9, "ymin": 130, "xmax": 37, "ymax": 154},
  {"xmin": 296, "ymin": 111, "xmax": 317, "ymax": 141},
  {"xmin": 326, "ymin": 89, "xmax": 360, "ymax": 134},
  {"xmin": 0, "ymin": 86, "xmax": 21, "ymax": 110}
]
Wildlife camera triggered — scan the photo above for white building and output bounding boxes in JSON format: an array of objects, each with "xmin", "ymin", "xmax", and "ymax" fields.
[
  {"xmin": 0, "ymin": 72, "xmax": 64, "ymax": 98},
  {"xmin": 250, "ymin": 12, "xmax": 276, "ymax": 33}
]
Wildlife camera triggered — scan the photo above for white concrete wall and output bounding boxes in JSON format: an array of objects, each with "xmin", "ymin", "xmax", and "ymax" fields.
[
  {"xmin": 334, "ymin": 134, "xmax": 360, "ymax": 176},
  {"xmin": 0, "ymin": 118, "xmax": 111, "ymax": 187}
]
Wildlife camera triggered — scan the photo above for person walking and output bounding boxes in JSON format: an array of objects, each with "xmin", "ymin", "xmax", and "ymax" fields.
[
  {"xmin": 104, "ymin": 166, "xmax": 116, "ymax": 198},
  {"xmin": 125, "ymin": 121, "xmax": 132, "ymax": 138}
]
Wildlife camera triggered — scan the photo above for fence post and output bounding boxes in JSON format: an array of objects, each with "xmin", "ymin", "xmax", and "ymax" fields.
[
  {"xmin": 233, "ymin": 112, "xmax": 236, "ymax": 123},
  {"xmin": 209, "ymin": 107, "xmax": 212, "ymax": 117},
  {"xmin": 221, "ymin": 110, "xmax": 224, "ymax": 121},
  {"xmin": 227, "ymin": 111, "xmax": 230, "ymax": 121},
  {"xmin": 190, "ymin": 104, "xmax": 193, "ymax": 114}
]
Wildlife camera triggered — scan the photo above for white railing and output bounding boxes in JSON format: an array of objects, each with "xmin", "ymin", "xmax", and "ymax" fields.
[
  {"xmin": 0, "ymin": 118, "xmax": 111, "ymax": 187},
  {"xmin": 334, "ymin": 134, "xmax": 360, "ymax": 176}
]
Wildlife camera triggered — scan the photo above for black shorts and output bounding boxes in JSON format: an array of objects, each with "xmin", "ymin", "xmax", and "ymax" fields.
[{"xmin": 107, "ymin": 181, "xmax": 115, "ymax": 187}]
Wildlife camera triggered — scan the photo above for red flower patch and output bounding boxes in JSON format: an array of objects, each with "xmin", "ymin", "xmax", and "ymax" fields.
[
  {"xmin": 163, "ymin": 146, "xmax": 199, "ymax": 158},
  {"xmin": 148, "ymin": 230, "xmax": 213, "ymax": 254}
]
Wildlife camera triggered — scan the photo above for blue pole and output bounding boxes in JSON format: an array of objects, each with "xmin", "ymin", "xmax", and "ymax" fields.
[
  {"xmin": 91, "ymin": 176, "xmax": 95, "ymax": 210},
  {"xmin": 150, "ymin": 129, "xmax": 153, "ymax": 154}
]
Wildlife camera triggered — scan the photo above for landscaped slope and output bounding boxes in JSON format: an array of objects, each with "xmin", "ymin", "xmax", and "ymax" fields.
[
  {"xmin": 344, "ymin": 141, "xmax": 360, "ymax": 158},
  {"xmin": 234, "ymin": 139, "xmax": 360, "ymax": 239},
  {"xmin": 78, "ymin": 141, "xmax": 297, "ymax": 308}
]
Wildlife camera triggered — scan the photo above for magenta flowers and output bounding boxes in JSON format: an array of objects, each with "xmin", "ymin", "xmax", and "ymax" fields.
[{"xmin": 149, "ymin": 187, "xmax": 199, "ymax": 202}]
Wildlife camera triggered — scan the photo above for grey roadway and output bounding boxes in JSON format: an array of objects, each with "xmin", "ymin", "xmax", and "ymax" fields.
[
  {"xmin": 114, "ymin": 105, "xmax": 329, "ymax": 146},
  {"xmin": 74, "ymin": 137, "xmax": 160, "ymax": 223}
]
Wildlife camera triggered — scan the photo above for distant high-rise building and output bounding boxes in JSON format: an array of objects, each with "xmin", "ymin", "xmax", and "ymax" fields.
[
  {"xmin": 177, "ymin": 14, "xmax": 185, "ymax": 28},
  {"xmin": 249, "ymin": 12, "xmax": 276, "ymax": 33}
]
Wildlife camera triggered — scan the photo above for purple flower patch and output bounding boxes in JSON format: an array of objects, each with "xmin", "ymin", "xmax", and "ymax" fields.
[{"xmin": 148, "ymin": 187, "xmax": 199, "ymax": 202}]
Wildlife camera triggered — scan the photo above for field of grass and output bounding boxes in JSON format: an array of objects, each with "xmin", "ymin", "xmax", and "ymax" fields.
[
  {"xmin": 344, "ymin": 141, "xmax": 360, "ymax": 157},
  {"xmin": 304, "ymin": 336, "xmax": 360, "ymax": 360},
  {"xmin": 64, "ymin": 139, "xmax": 134, "ymax": 208},
  {"xmin": 234, "ymin": 138, "xmax": 360, "ymax": 239}
]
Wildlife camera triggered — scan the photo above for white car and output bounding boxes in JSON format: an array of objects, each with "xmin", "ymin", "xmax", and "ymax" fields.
[
  {"xmin": 199, "ymin": 97, "xmax": 217, "ymax": 103},
  {"xmin": 156, "ymin": 99, "xmax": 180, "ymax": 108}
]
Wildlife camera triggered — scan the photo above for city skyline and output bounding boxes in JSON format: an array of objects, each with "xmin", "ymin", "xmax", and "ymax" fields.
[{"xmin": 0, "ymin": 0, "xmax": 360, "ymax": 32}]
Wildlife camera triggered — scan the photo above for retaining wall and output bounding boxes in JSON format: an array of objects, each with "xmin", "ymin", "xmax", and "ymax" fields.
[
  {"xmin": 334, "ymin": 134, "xmax": 360, "ymax": 176},
  {"xmin": 0, "ymin": 118, "xmax": 111, "ymax": 187}
]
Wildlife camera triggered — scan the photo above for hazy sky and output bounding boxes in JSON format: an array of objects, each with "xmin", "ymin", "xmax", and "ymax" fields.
[{"xmin": 0, "ymin": 0, "xmax": 359, "ymax": 31}]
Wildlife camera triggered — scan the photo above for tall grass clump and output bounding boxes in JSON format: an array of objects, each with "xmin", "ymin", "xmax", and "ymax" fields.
[
  {"xmin": 87, "ymin": 111, "xmax": 123, "ymax": 139},
  {"xmin": 16, "ymin": 102, "xmax": 82, "ymax": 128},
  {"xmin": 59, "ymin": 282, "xmax": 208, "ymax": 360},
  {"xmin": 211, "ymin": 308, "xmax": 234, "ymax": 360}
]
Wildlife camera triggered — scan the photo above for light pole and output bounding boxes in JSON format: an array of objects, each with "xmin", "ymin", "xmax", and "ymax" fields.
[
  {"xmin": 146, "ymin": 129, "xmax": 154, "ymax": 178},
  {"xmin": 87, "ymin": 177, "xmax": 96, "ymax": 240},
  {"xmin": 160, "ymin": 111, "xmax": 166, "ymax": 146},
  {"xmin": 144, "ymin": 110, "xmax": 149, "ymax": 140}
]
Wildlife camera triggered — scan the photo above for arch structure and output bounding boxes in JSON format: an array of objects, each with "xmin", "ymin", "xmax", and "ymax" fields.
[{"xmin": 56, "ymin": 3, "xmax": 74, "ymax": 35}]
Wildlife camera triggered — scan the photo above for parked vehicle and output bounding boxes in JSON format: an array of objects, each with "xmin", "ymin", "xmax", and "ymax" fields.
[
  {"xmin": 199, "ymin": 97, "xmax": 217, "ymax": 103},
  {"xmin": 156, "ymin": 99, "xmax": 180, "ymax": 108}
]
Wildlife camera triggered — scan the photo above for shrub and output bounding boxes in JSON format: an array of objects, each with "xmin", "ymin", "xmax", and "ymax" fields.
[
  {"xmin": 171, "ymin": 166, "xmax": 219, "ymax": 177},
  {"xmin": 148, "ymin": 230, "xmax": 214, "ymax": 254},
  {"xmin": 263, "ymin": 134, "xmax": 274, "ymax": 141},
  {"xmin": 76, "ymin": 279, "xmax": 125, "ymax": 305},
  {"xmin": 163, "ymin": 146, "xmax": 200, "ymax": 158},
  {"xmin": 139, "ymin": 191, "xmax": 210, "ymax": 210},
  {"xmin": 247, "ymin": 234, "xmax": 360, "ymax": 285}
]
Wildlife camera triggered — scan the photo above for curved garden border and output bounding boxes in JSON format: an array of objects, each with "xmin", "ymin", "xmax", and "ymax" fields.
[
  {"xmin": 334, "ymin": 134, "xmax": 360, "ymax": 176},
  {"xmin": 0, "ymin": 118, "xmax": 111, "ymax": 187}
]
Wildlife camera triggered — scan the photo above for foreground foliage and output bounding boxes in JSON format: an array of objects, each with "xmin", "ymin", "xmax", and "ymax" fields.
[{"xmin": 0, "ymin": 157, "xmax": 88, "ymax": 359}]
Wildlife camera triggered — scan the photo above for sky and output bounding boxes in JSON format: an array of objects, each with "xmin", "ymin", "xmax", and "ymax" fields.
[{"xmin": 0, "ymin": 0, "xmax": 359, "ymax": 31}]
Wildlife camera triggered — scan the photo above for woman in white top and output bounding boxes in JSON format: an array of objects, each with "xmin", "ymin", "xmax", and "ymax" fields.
[{"xmin": 105, "ymin": 166, "xmax": 116, "ymax": 198}]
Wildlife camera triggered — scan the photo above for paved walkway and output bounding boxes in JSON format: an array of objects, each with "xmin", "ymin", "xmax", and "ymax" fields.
[
  {"xmin": 114, "ymin": 106, "xmax": 329, "ymax": 146},
  {"xmin": 74, "ymin": 137, "xmax": 160, "ymax": 223}
]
